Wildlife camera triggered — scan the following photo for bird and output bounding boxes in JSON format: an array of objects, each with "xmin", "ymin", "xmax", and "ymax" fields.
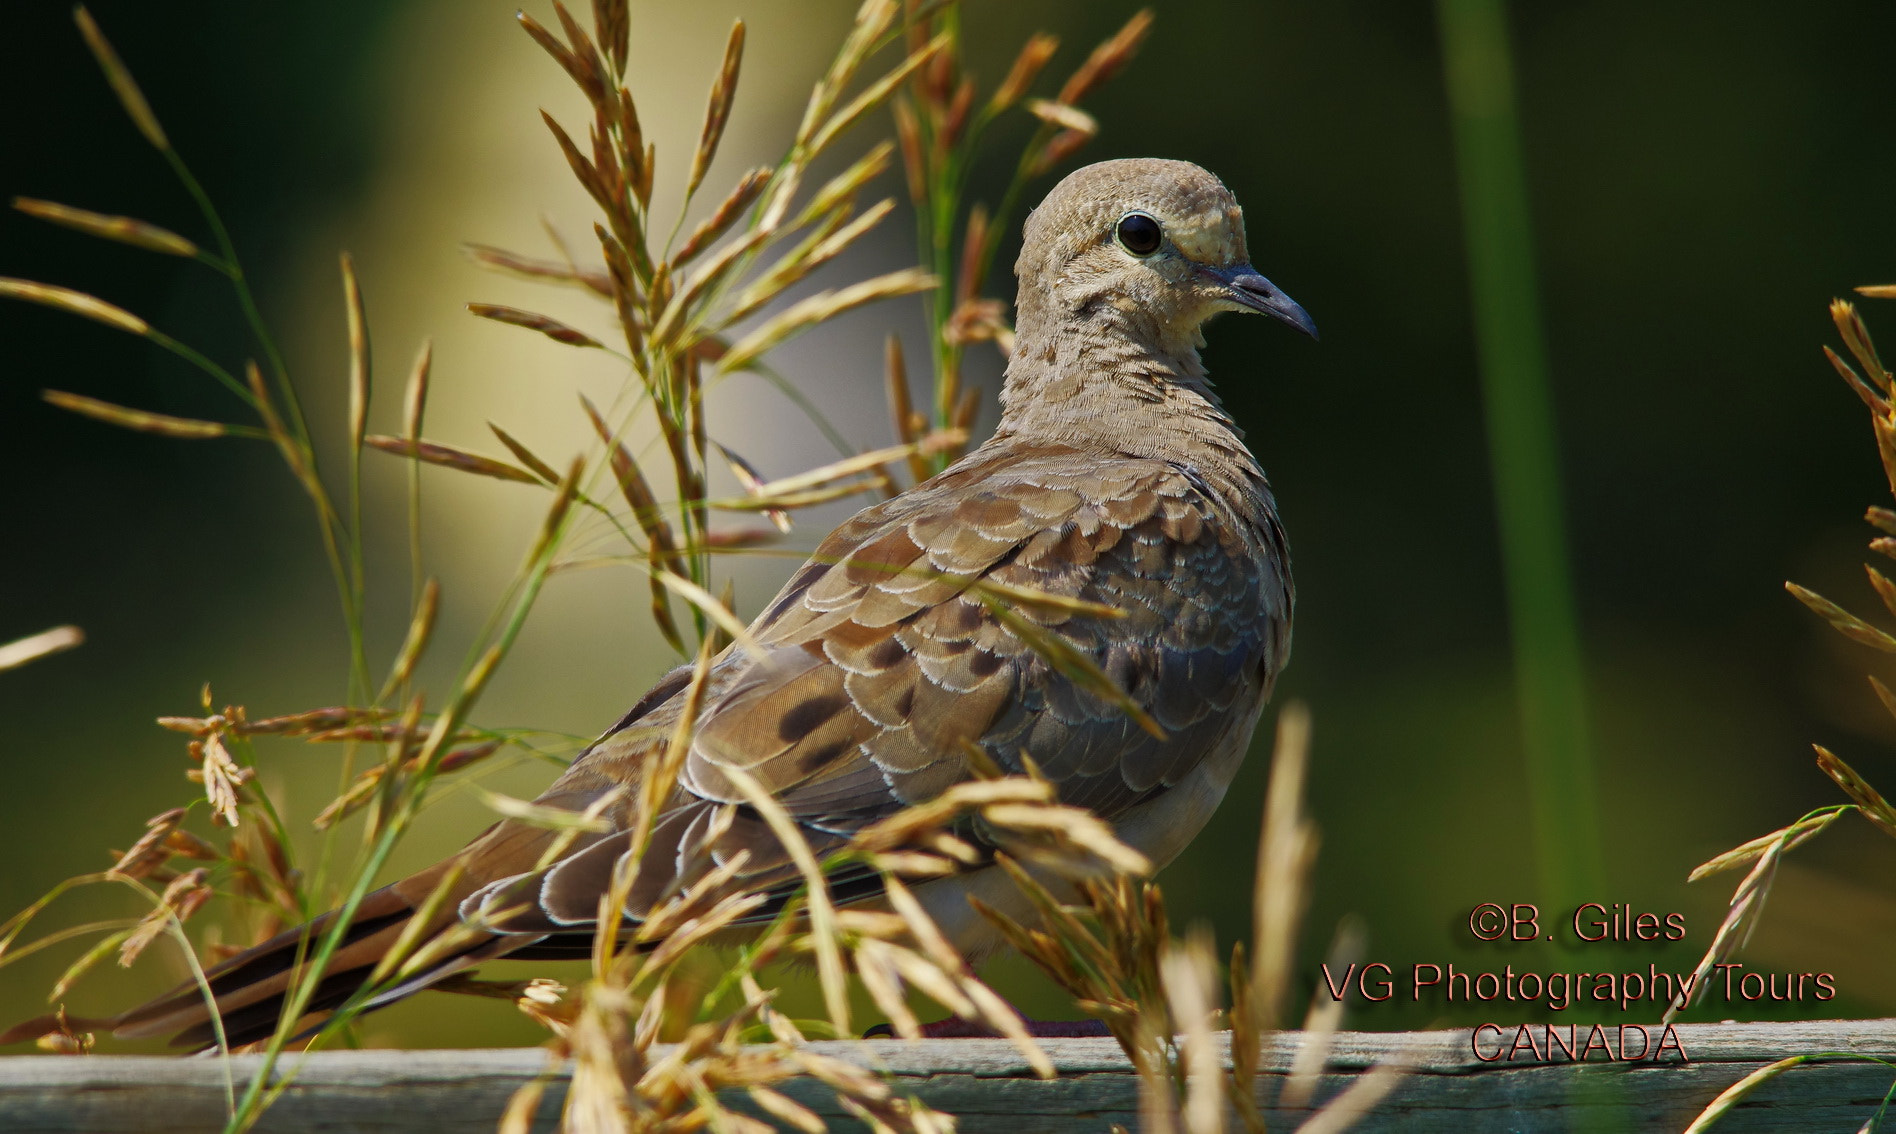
[{"xmin": 35, "ymin": 157, "xmax": 1314, "ymax": 1050}]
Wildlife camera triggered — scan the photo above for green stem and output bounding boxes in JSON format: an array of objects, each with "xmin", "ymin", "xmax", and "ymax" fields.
[
  {"xmin": 162, "ymin": 149, "xmax": 313, "ymax": 456},
  {"xmin": 144, "ymin": 330, "xmax": 256, "ymax": 408},
  {"xmin": 162, "ymin": 145, "xmax": 373, "ymax": 701},
  {"xmin": 928, "ymin": 146, "xmax": 959, "ymax": 433},
  {"xmin": 732, "ymin": 361, "xmax": 856, "ymax": 458},
  {"xmin": 1436, "ymin": 0, "xmax": 1603, "ymax": 911},
  {"xmin": 225, "ymin": 497, "xmax": 576, "ymax": 1133}
]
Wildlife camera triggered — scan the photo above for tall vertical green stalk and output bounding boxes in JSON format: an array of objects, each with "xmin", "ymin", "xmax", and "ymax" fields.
[{"xmin": 1436, "ymin": 0, "xmax": 1603, "ymax": 910}]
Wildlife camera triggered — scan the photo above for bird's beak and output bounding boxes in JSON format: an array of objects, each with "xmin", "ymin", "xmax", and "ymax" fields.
[{"xmin": 1203, "ymin": 264, "xmax": 1318, "ymax": 340}]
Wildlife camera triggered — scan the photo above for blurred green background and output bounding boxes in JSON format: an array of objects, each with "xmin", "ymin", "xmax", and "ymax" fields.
[{"xmin": 4, "ymin": 0, "xmax": 1896, "ymax": 1049}]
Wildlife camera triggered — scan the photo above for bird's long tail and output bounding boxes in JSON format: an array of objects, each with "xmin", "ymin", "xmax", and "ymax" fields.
[{"xmin": 2, "ymin": 859, "xmax": 504, "ymax": 1051}]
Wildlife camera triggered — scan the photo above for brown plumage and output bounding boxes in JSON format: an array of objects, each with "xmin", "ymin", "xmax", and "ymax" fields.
[{"xmin": 59, "ymin": 157, "xmax": 1314, "ymax": 1049}]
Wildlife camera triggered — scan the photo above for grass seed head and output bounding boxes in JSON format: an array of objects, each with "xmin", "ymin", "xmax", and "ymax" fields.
[
  {"xmin": 0, "ymin": 625, "xmax": 85, "ymax": 672},
  {"xmin": 463, "ymin": 241, "xmax": 612, "ymax": 294},
  {"xmin": 1831, "ymin": 298, "xmax": 1890, "ymax": 389},
  {"xmin": 74, "ymin": 7, "xmax": 168, "ymax": 149},
  {"xmin": 468, "ymin": 302, "xmax": 604, "ymax": 348},
  {"xmin": 13, "ymin": 198, "xmax": 197, "ymax": 256},
  {"xmin": 487, "ymin": 424, "xmax": 563, "ymax": 485},
  {"xmin": 199, "ymin": 733, "xmax": 246, "ymax": 827},
  {"xmin": 118, "ymin": 868, "xmax": 211, "ymax": 967},
  {"xmin": 0, "ymin": 278, "xmax": 148, "ymax": 335},
  {"xmin": 1055, "ymin": 9, "xmax": 1154, "ymax": 106},
  {"xmin": 109, "ymin": 808, "xmax": 189, "ymax": 879},
  {"xmin": 675, "ymin": 167, "xmax": 772, "ymax": 265},
  {"xmin": 1813, "ymin": 745, "xmax": 1896, "ymax": 839},
  {"xmin": 990, "ymin": 33, "xmax": 1060, "ymax": 113},
  {"xmin": 42, "ymin": 390, "xmax": 229, "ymax": 439},
  {"xmin": 342, "ymin": 253, "xmax": 371, "ymax": 452},
  {"xmin": 365, "ymin": 435, "xmax": 542, "ymax": 485},
  {"xmin": 718, "ymin": 267, "xmax": 936, "ymax": 371},
  {"xmin": 687, "ymin": 21, "xmax": 745, "ymax": 198}
]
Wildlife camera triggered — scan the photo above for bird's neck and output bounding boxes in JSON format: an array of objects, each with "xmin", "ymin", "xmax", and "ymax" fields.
[{"xmin": 995, "ymin": 307, "xmax": 1267, "ymax": 508}]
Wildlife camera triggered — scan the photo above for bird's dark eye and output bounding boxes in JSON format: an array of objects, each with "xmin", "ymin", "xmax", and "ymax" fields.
[{"xmin": 1115, "ymin": 212, "xmax": 1163, "ymax": 256}]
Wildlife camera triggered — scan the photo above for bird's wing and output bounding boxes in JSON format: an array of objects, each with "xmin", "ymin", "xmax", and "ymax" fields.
[{"xmin": 466, "ymin": 441, "xmax": 1290, "ymax": 935}]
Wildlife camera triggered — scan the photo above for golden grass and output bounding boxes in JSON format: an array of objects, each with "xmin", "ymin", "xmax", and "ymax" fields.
[
  {"xmin": 0, "ymin": 1, "xmax": 1399, "ymax": 1131},
  {"xmin": 0, "ymin": 625, "xmax": 85, "ymax": 673},
  {"xmin": 1674, "ymin": 292, "xmax": 1896, "ymax": 1127}
]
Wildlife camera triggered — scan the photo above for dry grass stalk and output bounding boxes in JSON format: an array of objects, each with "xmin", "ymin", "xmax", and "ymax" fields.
[
  {"xmin": 342, "ymin": 253, "xmax": 371, "ymax": 457},
  {"xmin": 379, "ymin": 578, "xmax": 440, "ymax": 703},
  {"xmin": 1252, "ymin": 705, "xmax": 1318, "ymax": 1033},
  {"xmin": 1814, "ymin": 744, "xmax": 1896, "ymax": 839},
  {"xmin": 73, "ymin": 5, "xmax": 167, "ymax": 149},
  {"xmin": 108, "ymin": 809, "xmax": 189, "ymax": 880},
  {"xmin": 686, "ymin": 20, "xmax": 745, "ymax": 198},
  {"xmin": 0, "ymin": 4, "xmax": 1307, "ymax": 1132},
  {"xmin": 1785, "ymin": 582, "xmax": 1896, "ymax": 651},
  {"xmin": 1683, "ymin": 807, "xmax": 1812, "ymax": 1031},
  {"xmin": 1679, "ymin": 299, "xmax": 1896, "ymax": 1099},
  {"xmin": 651, "ymin": 570, "xmax": 765, "ymax": 662},
  {"xmin": 1291, "ymin": 1062, "xmax": 1410, "ymax": 1134},
  {"xmin": 363, "ymin": 435, "xmax": 541, "ymax": 484},
  {"xmin": 488, "ymin": 424, "xmax": 563, "ymax": 485},
  {"xmin": 675, "ymin": 167, "xmax": 771, "ymax": 265},
  {"xmin": 990, "ymin": 33, "xmax": 1060, "ymax": 114},
  {"xmin": 721, "ymin": 765, "xmax": 853, "ymax": 1036},
  {"xmin": 719, "ymin": 267, "xmax": 935, "ymax": 371},
  {"xmin": 117, "ymin": 869, "xmax": 211, "ymax": 967},
  {"xmin": 0, "ymin": 625, "xmax": 85, "ymax": 673},
  {"xmin": 1023, "ymin": 98, "xmax": 1097, "ymax": 136},
  {"xmin": 41, "ymin": 390, "xmax": 240, "ymax": 440},
  {"xmin": 477, "ymin": 789, "xmax": 617, "ymax": 834},
  {"xmin": 882, "ymin": 333, "xmax": 930, "ymax": 483},
  {"xmin": 13, "ymin": 198, "xmax": 197, "ymax": 257},
  {"xmin": 712, "ymin": 443, "xmax": 794, "ymax": 532},
  {"xmin": 708, "ymin": 430, "xmax": 964, "ymax": 520},
  {"xmin": 1277, "ymin": 919, "xmax": 1365, "ymax": 1113},
  {"xmin": 195, "ymin": 733, "xmax": 248, "ymax": 827},
  {"xmin": 981, "ymin": 597, "xmax": 1164, "ymax": 738},
  {"xmin": 1695, "ymin": 808, "xmax": 1853, "ymax": 888},
  {"xmin": 464, "ymin": 241, "xmax": 612, "ymax": 295},
  {"xmin": 971, "ymin": 703, "xmax": 1396, "ymax": 1133},
  {"xmin": 1162, "ymin": 929, "xmax": 1225, "ymax": 1134},
  {"xmin": 402, "ymin": 339, "xmax": 434, "ymax": 441},
  {"xmin": 0, "ymin": 277, "xmax": 149, "ymax": 335},
  {"xmin": 1682, "ymin": 1055, "xmax": 1812, "ymax": 1134},
  {"xmin": 889, "ymin": 6, "xmax": 1154, "ymax": 469},
  {"xmin": 468, "ymin": 302, "xmax": 605, "ymax": 348}
]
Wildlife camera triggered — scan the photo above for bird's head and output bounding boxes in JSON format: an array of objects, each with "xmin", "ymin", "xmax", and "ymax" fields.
[{"xmin": 1013, "ymin": 158, "xmax": 1316, "ymax": 349}]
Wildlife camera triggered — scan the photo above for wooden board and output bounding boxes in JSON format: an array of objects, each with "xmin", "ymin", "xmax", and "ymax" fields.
[{"xmin": 1, "ymin": 1019, "xmax": 1891, "ymax": 1133}]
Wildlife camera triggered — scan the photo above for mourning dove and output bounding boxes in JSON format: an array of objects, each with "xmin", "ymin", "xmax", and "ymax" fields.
[{"xmin": 65, "ymin": 157, "xmax": 1314, "ymax": 1049}]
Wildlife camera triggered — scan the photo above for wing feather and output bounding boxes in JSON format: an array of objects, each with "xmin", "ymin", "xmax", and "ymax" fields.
[{"xmin": 478, "ymin": 442, "xmax": 1287, "ymax": 939}]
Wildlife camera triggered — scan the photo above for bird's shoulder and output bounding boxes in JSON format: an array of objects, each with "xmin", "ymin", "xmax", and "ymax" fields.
[{"xmin": 750, "ymin": 437, "xmax": 1277, "ymax": 642}]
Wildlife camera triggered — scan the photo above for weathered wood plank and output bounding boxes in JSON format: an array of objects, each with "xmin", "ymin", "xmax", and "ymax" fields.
[{"xmin": 0, "ymin": 1020, "xmax": 1890, "ymax": 1133}]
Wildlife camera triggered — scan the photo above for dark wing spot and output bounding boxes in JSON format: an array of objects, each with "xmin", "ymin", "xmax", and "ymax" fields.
[
  {"xmin": 796, "ymin": 739, "xmax": 854, "ymax": 776},
  {"xmin": 967, "ymin": 649, "xmax": 1005, "ymax": 679},
  {"xmin": 954, "ymin": 599, "xmax": 985, "ymax": 632},
  {"xmin": 867, "ymin": 636, "xmax": 908, "ymax": 669},
  {"xmin": 778, "ymin": 693, "xmax": 848, "ymax": 744}
]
